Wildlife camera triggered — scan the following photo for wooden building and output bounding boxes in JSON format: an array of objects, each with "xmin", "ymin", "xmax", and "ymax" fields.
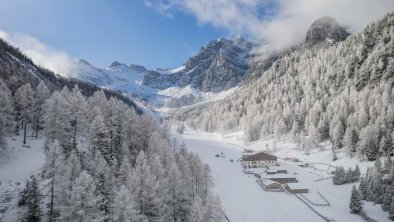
[
  {"xmin": 259, "ymin": 179, "xmax": 282, "ymax": 191},
  {"xmin": 286, "ymin": 183, "xmax": 309, "ymax": 193},
  {"xmin": 242, "ymin": 152, "xmax": 278, "ymax": 168}
]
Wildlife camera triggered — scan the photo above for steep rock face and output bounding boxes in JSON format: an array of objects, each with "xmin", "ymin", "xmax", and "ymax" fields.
[
  {"xmin": 304, "ymin": 16, "xmax": 350, "ymax": 47},
  {"xmin": 142, "ymin": 70, "xmax": 179, "ymax": 90},
  {"xmin": 143, "ymin": 37, "xmax": 253, "ymax": 93}
]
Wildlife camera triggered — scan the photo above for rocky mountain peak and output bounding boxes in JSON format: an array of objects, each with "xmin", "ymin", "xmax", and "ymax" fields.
[
  {"xmin": 109, "ymin": 61, "xmax": 125, "ymax": 68},
  {"xmin": 129, "ymin": 64, "xmax": 147, "ymax": 72},
  {"xmin": 78, "ymin": 59, "xmax": 92, "ymax": 66},
  {"xmin": 304, "ymin": 16, "xmax": 349, "ymax": 47}
]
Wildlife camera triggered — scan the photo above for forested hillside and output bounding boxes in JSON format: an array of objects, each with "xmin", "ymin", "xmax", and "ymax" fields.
[
  {"xmin": 184, "ymin": 13, "xmax": 394, "ymax": 161},
  {"xmin": 0, "ymin": 79, "xmax": 222, "ymax": 221},
  {"xmin": 0, "ymin": 38, "xmax": 141, "ymax": 112}
]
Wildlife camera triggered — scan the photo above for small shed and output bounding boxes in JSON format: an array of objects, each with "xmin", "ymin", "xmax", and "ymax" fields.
[
  {"xmin": 260, "ymin": 179, "xmax": 282, "ymax": 191},
  {"xmin": 286, "ymin": 183, "xmax": 309, "ymax": 193},
  {"xmin": 268, "ymin": 166, "xmax": 287, "ymax": 174},
  {"xmin": 270, "ymin": 177, "xmax": 297, "ymax": 184},
  {"xmin": 266, "ymin": 169, "xmax": 277, "ymax": 175}
]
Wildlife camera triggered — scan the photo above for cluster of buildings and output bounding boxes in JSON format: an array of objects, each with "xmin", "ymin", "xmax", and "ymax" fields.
[{"xmin": 242, "ymin": 151, "xmax": 309, "ymax": 193}]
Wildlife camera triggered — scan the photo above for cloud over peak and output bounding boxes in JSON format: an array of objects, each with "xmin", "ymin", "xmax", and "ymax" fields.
[
  {"xmin": 145, "ymin": 0, "xmax": 394, "ymax": 53},
  {"xmin": 0, "ymin": 29, "xmax": 75, "ymax": 77}
]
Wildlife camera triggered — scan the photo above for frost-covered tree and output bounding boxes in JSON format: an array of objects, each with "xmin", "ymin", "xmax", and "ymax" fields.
[
  {"xmin": 130, "ymin": 151, "xmax": 164, "ymax": 221},
  {"xmin": 349, "ymin": 185, "xmax": 362, "ymax": 213},
  {"xmin": 390, "ymin": 197, "xmax": 394, "ymax": 220},
  {"xmin": 359, "ymin": 126, "xmax": 379, "ymax": 160},
  {"xmin": 333, "ymin": 166, "xmax": 346, "ymax": 185},
  {"xmin": 177, "ymin": 122, "xmax": 185, "ymax": 135},
  {"xmin": 0, "ymin": 79, "xmax": 13, "ymax": 151},
  {"xmin": 44, "ymin": 92, "xmax": 72, "ymax": 151},
  {"xmin": 332, "ymin": 121, "xmax": 344, "ymax": 151},
  {"xmin": 18, "ymin": 175, "xmax": 42, "ymax": 222},
  {"xmin": 188, "ymin": 196, "xmax": 205, "ymax": 222},
  {"xmin": 89, "ymin": 113, "xmax": 110, "ymax": 161},
  {"xmin": 344, "ymin": 126, "xmax": 358, "ymax": 158},
  {"xmin": 113, "ymin": 185, "xmax": 143, "ymax": 222},
  {"xmin": 65, "ymin": 171, "xmax": 104, "ymax": 221},
  {"xmin": 32, "ymin": 81, "xmax": 50, "ymax": 138},
  {"xmin": 167, "ymin": 161, "xmax": 189, "ymax": 221},
  {"xmin": 68, "ymin": 85, "xmax": 88, "ymax": 150},
  {"xmin": 14, "ymin": 83, "xmax": 34, "ymax": 144},
  {"xmin": 204, "ymin": 194, "xmax": 222, "ymax": 222}
]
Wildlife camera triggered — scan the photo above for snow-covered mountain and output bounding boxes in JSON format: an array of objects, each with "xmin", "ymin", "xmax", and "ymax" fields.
[
  {"xmin": 0, "ymin": 38, "xmax": 140, "ymax": 111},
  {"xmin": 304, "ymin": 16, "xmax": 350, "ymax": 47},
  {"xmin": 243, "ymin": 16, "xmax": 349, "ymax": 85},
  {"xmin": 180, "ymin": 12, "xmax": 394, "ymax": 155},
  {"xmin": 144, "ymin": 36, "xmax": 253, "ymax": 93},
  {"xmin": 71, "ymin": 36, "xmax": 253, "ymax": 108},
  {"xmin": 71, "ymin": 59, "xmax": 157, "ymax": 97}
]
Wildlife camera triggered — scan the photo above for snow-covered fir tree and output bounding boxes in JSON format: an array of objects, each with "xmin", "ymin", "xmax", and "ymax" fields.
[
  {"xmin": 349, "ymin": 185, "xmax": 362, "ymax": 213},
  {"xmin": 18, "ymin": 175, "xmax": 42, "ymax": 222}
]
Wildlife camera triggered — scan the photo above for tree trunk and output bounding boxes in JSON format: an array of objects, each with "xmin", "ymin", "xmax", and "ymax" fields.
[
  {"xmin": 23, "ymin": 122, "xmax": 27, "ymax": 144},
  {"xmin": 49, "ymin": 175, "xmax": 55, "ymax": 222}
]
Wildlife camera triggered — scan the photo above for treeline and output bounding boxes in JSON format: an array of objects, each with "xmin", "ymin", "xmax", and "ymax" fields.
[
  {"xmin": 332, "ymin": 165, "xmax": 360, "ymax": 185},
  {"xmin": 183, "ymin": 12, "xmax": 394, "ymax": 161},
  {"xmin": 0, "ymin": 79, "xmax": 222, "ymax": 221},
  {"xmin": 350, "ymin": 157, "xmax": 394, "ymax": 220}
]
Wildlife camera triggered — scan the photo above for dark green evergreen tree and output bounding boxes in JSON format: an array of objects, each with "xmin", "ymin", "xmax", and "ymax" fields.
[
  {"xmin": 19, "ymin": 175, "xmax": 42, "ymax": 222},
  {"xmin": 349, "ymin": 185, "xmax": 362, "ymax": 213}
]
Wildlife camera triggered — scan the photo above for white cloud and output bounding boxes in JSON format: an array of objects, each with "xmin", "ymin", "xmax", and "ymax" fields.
[
  {"xmin": 0, "ymin": 29, "xmax": 75, "ymax": 77},
  {"xmin": 145, "ymin": 0, "xmax": 394, "ymax": 54}
]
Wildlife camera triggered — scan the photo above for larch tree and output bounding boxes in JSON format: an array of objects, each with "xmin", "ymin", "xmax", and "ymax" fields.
[
  {"xmin": 66, "ymin": 171, "xmax": 104, "ymax": 222},
  {"xmin": 32, "ymin": 81, "xmax": 50, "ymax": 138},
  {"xmin": 68, "ymin": 85, "xmax": 88, "ymax": 150},
  {"xmin": 188, "ymin": 196, "xmax": 205, "ymax": 222},
  {"xmin": 0, "ymin": 80, "xmax": 13, "ymax": 151},
  {"xmin": 14, "ymin": 83, "xmax": 34, "ymax": 144},
  {"xmin": 130, "ymin": 151, "xmax": 164, "ymax": 221},
  {"xmin": 112, "ymin": 185, "xmax": 142, "ymax": 222},
  {"xmin": 89, "ymin": 113, "xmax": 110, "ymax": 161}
]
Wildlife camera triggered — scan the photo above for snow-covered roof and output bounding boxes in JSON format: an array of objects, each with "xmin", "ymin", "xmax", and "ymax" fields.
[
  {"xmin": 261, "ymin": 179, "xmax": 280, "ymax": 186},
  {"xmin": 286, "ymin": 183, "xmax": 309, "ymax": 190},
  {"xmin": 260, "ymin": 174, "xmax": 296, "ymax": 179},
  {"xmin": 268, "ymin": 166, "xmax": 287, "ymax": 171},
  {"xmin": 266, "ymin": 170, "xmax": 277, "ymax": 173},
  {"xmin": 242, "ymin": 152, "xmax": 277, "ymax": 161}
]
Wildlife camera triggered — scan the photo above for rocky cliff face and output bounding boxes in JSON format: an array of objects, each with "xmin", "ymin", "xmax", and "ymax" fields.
[
  {"xmin": 143, "ymin": 36, "xmax": 253, "ymax": 92},
  {"xmin": 304, "ymin": 16, "xmax": 350, "ymax": 47}
]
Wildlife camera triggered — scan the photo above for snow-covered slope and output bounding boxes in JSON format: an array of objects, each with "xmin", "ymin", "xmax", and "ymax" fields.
[
  {"xmin": 71, "ymin": 60, "xmax": 157, "ymax": 98},
  {"xmin": 0, "ymin": 136, "xmax": 45, "ymax": 221},
  {"xmin": 171, "ymin": 126, "xmax": 391, "ymax": 222},
  {"xmin": 69, "ymin": 36, "xmax": 254, "ymax": 109}
]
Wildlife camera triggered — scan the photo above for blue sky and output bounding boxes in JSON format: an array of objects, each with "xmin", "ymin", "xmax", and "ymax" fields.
[{"xmin": 0, "ymin": 0, "xmax": 227, "ymax": 69}]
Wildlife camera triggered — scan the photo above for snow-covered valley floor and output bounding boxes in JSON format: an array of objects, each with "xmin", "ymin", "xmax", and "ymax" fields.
[
  {"xmin": 170, "ymin": 127, "xmax": 391, "ymax": 222},
  {"xmin": 0, "ymin": 126, "xmax": 390, "ymax": 222},
  {"xmin": 0, "ymin": 136, "xmax": 45, "ymax": 221}
]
